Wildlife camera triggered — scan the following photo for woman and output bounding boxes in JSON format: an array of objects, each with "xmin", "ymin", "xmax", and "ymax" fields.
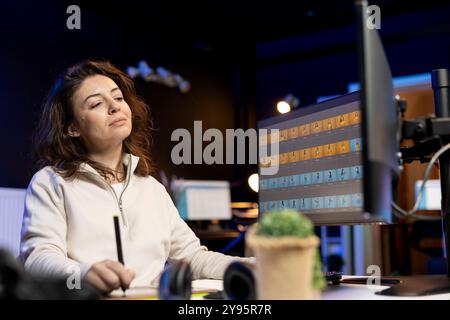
[{"xmin": 20, "ymin": 60, "xmax": 250, "ymax": 293}]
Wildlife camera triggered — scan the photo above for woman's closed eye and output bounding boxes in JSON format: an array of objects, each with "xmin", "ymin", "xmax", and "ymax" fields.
[
  {"xmin": 114, "ymin": 96, "xmax": 124, "ymax": 102},
  {"xmin": 90, "ymin": 101, "xmax": 102, "ymax": 109}
]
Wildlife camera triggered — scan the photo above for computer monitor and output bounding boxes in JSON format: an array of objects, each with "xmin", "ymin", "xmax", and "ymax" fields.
[
  {"xmin": 355, "ymin": 0, "xmax": 400, "ymax": 223},
  {"xmin": 171, "ymin": 179, "xmax": 232, "ymax": 221},
  {"xmin": 258, "ymin": 92, "xmax": 369, "ymax": 225},
  {"xmin": 257, "ymin": 0, "xmax": 400, "ymax": 225}
]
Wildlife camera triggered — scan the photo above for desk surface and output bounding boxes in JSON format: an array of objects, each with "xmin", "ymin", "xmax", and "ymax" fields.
[
  {"xmin": 108, "ymin": 279, "xmax": 223, "ymax": 300},
  {"xmin": 323, "ymin": 276, "xmax": 450, "ymax": 300},
  {"xmin": 108, "ymin": 276, "xmax": 450, "ymax": 300}
]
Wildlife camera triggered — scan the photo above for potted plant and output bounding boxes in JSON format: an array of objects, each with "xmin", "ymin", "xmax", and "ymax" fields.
[{"xmin": 246, "ymin": 209, "xmax": 325, "ymax": 299}]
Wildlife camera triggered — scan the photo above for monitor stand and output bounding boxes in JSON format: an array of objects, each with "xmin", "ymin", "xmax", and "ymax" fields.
[
  {"xmin": 390, "ymin": 69, "xmax": 450, "ymax": 297},
  {"xmin": 376, "ymin": 275, "xmax": 450, "ymax": 296}
]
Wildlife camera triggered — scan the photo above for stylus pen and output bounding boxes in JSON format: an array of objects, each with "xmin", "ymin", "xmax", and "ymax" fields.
[
  {"xmin": 113, "ymin": 216, "xmax": 126, "ymax": 294},
  {"xmin": 341, "ymin": 277, "xmax": 401, "ymax": 285}
]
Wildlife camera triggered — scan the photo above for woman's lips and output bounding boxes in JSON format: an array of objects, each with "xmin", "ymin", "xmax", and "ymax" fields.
[{"xmin": 110, "ymin": 118, "xmax": 127, "ymax": 126}]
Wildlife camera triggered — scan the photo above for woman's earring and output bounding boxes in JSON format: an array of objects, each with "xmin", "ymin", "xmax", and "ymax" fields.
[
  {"xmin": 67, "ymin": 125, "xmax": 80, "ymax": 137},
  {"xmin": 68, "ymin": 130, "xmax": 80, "ymax": 138}
]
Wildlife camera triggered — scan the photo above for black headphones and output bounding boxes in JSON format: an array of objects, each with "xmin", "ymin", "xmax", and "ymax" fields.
[
  {"xmin": 158, "ymin": 261, "xmax": 192, "ymax": 300},
  {"xmin": 223, "ymin": 261, "xmax": 256, "ymax": 300},
  {"xmin": 0, "ymin": 249, "xmax": 100, "ymax": 299}
]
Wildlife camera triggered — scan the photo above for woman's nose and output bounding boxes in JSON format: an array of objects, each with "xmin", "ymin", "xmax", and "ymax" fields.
[{"xmin": 109, "ymin": 100, "xmax": 121, "ymax": 114}]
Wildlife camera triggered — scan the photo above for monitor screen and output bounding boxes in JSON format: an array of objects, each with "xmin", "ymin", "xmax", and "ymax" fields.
[
  {"xmin": 258, "ymin": 92, "xmax": 380, "ymax": 225},
  {"xmin": 171, "ymin": 179, "xmax": 232, "ymax": 221}
]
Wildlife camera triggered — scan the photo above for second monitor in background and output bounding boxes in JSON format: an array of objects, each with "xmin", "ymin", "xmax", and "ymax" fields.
[{"xmin": 171, "ymin": 179, "xmax": 232, "ymax": 221}]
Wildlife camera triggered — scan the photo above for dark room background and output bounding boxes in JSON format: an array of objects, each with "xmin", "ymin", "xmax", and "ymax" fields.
[{"xmin": 1, "ymin": 0, "xmax": 450, "ymax": 205}]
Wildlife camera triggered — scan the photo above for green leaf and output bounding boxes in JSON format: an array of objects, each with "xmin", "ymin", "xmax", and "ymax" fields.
[
  {"xmin": 313, "ymin": 249, "xmax": 326, "ymax": 290},
  {"xmin": 256, "ymin": 209, "xmax": 314, "ymax": 238}
]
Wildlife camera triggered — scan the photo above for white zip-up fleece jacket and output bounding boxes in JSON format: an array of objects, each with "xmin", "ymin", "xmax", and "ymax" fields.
[{"xmin": 20, "ymin": 153, "xmax": 249, "ymax": 287}]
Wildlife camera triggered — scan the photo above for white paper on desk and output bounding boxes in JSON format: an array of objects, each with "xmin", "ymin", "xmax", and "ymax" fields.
[
  {"xmin": 109, "ymin": 286, "xmax": 158, "ymax": 298},
  {"xmin": 192, "ymin": 279, "xmax": 223, "ymax": 292},
  {"xmin": 108, "ymin": 281, "xmax": 222, "ymax": 299}
]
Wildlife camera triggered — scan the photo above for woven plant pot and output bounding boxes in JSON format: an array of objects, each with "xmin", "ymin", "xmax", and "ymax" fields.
[{"xmin": 246, "ymin": 225, "xmax": 320, "ymax": 300}]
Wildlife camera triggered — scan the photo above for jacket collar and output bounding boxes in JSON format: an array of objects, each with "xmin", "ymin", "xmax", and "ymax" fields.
[{"xmin": 78, "ymin": 153, "xmax": 140, "ymax": 179}]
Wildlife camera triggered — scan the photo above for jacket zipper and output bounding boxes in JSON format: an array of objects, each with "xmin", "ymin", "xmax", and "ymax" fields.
[
  {"xmin": 85, "ymin": 154, "xmax": 133, "ymax": 228},
  {"xmin": 113, "ymin": 155, "xmax": 132, "ymax": 228},
  {"xmin": 110, "ymin": 184, "xmax": 128, "ymax": 227}
]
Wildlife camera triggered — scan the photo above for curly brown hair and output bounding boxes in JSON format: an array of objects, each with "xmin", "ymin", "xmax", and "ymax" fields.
[{"xmin": 33, "ymin": 59, "xmax": 154, "ymax": 180}]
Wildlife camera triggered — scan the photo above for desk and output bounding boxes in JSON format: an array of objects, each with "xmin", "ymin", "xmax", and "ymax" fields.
[
  {"xmin": 108, "ymin": 276, "xmax": 450, "ymax": 300},
  {"xmin": 323, "ymin": 276, "xmax": 450, "ymax": 300},
  {"xmin": 192, "ymin": 228, "xmax": 245, "ymax": 256},
  {"xmin": 192, "ymin": 228, "xmax": 241, "ymax": 241},
  {"xmin": 108, "ymin": 280, "xmax": 223, "ymax": 300}
]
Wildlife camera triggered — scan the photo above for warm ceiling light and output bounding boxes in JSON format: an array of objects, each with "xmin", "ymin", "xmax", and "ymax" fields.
[
  {"xmin": 277, "ymin": 101, "xmax": 291, "ymax": 114},
  {"xmin": 277, "ymin": 94, "xmax": 299, "ymax": 114},
  {"xmin": 248, "ymin": 173, "xmax": 259, "ymax": 192}
]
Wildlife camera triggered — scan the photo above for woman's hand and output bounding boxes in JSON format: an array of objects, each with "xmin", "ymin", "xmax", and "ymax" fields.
[{"xmin": 84, "ymin": 260, "xmax": 135, "ymax": 293}]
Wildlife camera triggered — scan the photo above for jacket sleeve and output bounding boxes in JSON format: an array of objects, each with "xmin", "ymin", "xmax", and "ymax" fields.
[
  {"xmin": 164, "ymin": 189, "xmax": 253, "ymax": 280},
  {"xmin": 20, "ymin": 170, "xmax": 91, "ymax": 280}
]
